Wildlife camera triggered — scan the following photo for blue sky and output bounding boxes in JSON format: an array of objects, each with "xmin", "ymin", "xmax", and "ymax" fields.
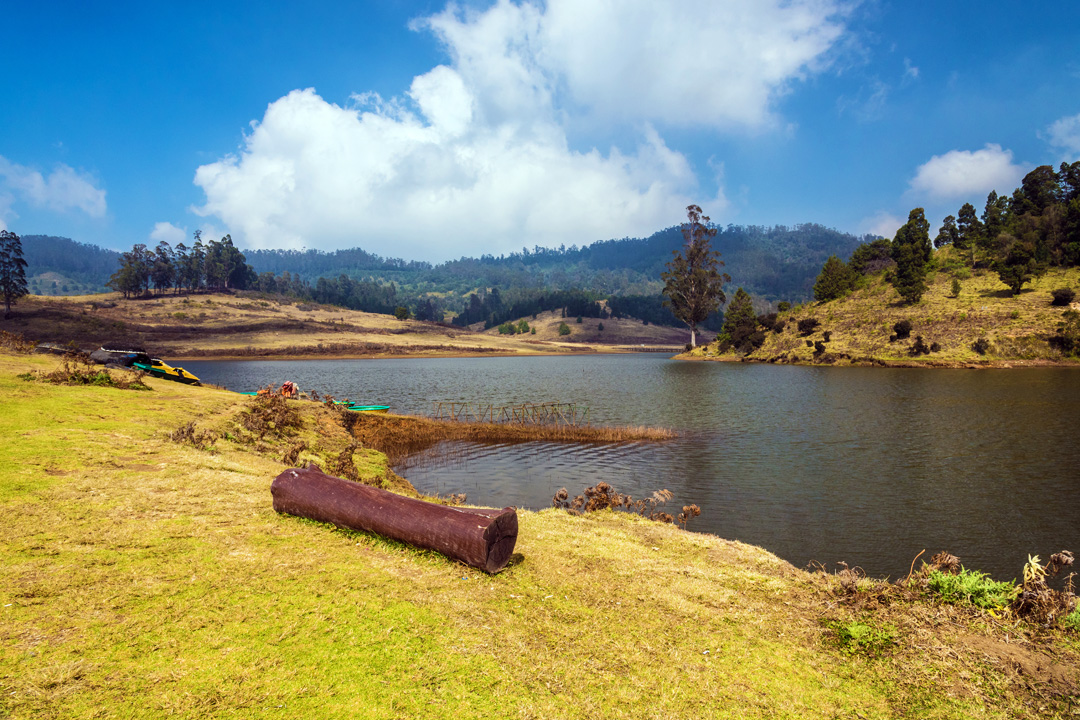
[{"xmin": 2, "ymin": 1, "xmax": 1078, "ymax": 262}]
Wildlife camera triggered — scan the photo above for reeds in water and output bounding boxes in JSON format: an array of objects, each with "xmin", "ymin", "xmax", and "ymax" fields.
[{"xmin": 337, "ymin": 410, "xmax": 673, "ymax": 462}]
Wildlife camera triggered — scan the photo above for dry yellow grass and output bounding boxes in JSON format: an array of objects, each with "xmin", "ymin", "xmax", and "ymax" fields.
[
  {"xmin": 0, "ymin": 292, "xmax": 578, "ymax": 359},
  {"xmin": 481, "ymin": 308, "xmax": 691, "ymax": 348},
  {"xmin": 2, "ymin": 292, "xmax": 695, "ymax": 360},
  {"xmin": 691, "ymin": 262, "xmax": 1080, "ymax": 367}
]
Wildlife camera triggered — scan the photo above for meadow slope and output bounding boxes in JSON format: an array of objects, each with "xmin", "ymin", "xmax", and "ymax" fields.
[
  {"xmin": 689, "ymin": 265, "xmax": 1080, "ymax": 367},
  {"xmin": 0, "ymin": 292, "xmax": 690, "ymax": 360},
  {"xmin": 1, "ymin": 350, "xmax": 1079, "ymax": 718}
]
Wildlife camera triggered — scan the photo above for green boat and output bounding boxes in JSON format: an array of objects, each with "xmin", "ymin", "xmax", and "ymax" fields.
[{"xmin": 346, "ymin": 404, "xmax": 390, "ymax": 413}]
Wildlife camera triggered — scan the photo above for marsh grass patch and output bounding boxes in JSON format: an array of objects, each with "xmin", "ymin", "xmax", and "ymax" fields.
[
  {"xmin": 552, "ymin": 482, "xmax": 697, "ymax": 526},
  {"xmin": 825, "ymin": 618, "xmax": 898, "ymax": 657},
  {"xmin": 333, "ymin": 408, "xmax": 674, "ymax": 464},
  {"xmin": 236, "ymin": 392, "xmax": 303, "ymax": 440},
  {"xmin": 0, "ymin": 329, "xmax": 35, "ymax": 353},
  {"xmin": 167, "ymin": 421, "xmax": 219, "ymax": 451},
  {"xmin": 20, "ymin": 355, "xmax": 150, "ymax": 391}
]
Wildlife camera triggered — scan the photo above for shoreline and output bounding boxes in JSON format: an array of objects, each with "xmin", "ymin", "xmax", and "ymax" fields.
[
  {"xmin": 677, "ymin": 351, "xmax": 1080, "ymax": 369},
  {"xmin": 165, "ymin": 346, "xmax": 675, "ymax": 362}
]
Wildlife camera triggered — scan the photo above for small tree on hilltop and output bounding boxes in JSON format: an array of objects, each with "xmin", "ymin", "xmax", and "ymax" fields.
[
  {"xmin": 813, "ymin": 255, "xmax": 858, "ymax": 301},
  {"xmin": 662, "ymin": 205, "xmax": 730, "ymax": 347},
  {"xmin": 891, "ymin": 208, "xmax": 932, "ymax": 304},
  {"xmin": 993, "ymin": 235, "xmax": 1038, "ymax": 296},
  {"xmin": 849, "ymin": 238, "xmax": 895, "ymax": 276},
  {"xmin": 0, "ymin": 230, "xmax": 29, "ymax": 319},
  {"xmin": 721, "ymin": 287, "xmax": 759, "ymax": 351}
]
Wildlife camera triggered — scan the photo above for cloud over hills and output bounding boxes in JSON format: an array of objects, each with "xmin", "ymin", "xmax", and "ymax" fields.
[
  {"xmin": 907, "ymin": 144, "xmax": 1029, "ymax": 202},
  {"xmin": 193, "ymin": 0, "xmax": 851, "ymax": 259},
  {"xmin": 0, "ymin": 155, "xmax": 107, "ymax": 230}
]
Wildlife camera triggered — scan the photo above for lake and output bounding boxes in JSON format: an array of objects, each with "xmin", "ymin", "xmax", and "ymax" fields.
[{"xmin": 181, "ymin": 353, "xmax": 1080, "ymax": 581}]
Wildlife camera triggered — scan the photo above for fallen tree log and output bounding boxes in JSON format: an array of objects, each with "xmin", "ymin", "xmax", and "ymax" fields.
[{"xmin": 271, "ymin": 464, "xmax": 518, "ymax": 573}]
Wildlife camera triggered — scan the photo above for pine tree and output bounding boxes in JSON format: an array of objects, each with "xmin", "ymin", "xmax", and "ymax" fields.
[
  {"xmin": 891, "ymin": 208, "xmax": 931, "ymax": 304},
  {"xmin": 721, "ymin": 287, "xmax": 758, "ymax": 350},
  {"xmin": 956, "ymin": 202, "xmax": 983, "ymax": 268},
  {"xmin": 934, "ymin": 215, "xmax": 959, "ymax": 249},
  {"xmin": 0, "ymin": 230, "xmax": 29, "ymax": 319},
  {"xmin": 661, "ymin": 205, "xmax": 730, "ymax": 347},
  {"xmin": 813, "ymin": 255, "xmax": 857, "ymax": 301}
]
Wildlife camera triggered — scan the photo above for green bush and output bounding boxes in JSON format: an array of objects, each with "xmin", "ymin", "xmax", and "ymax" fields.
[
  {"xmin": 826, "ymin": 620, "xmax": 897, "ymax": 657},
  {"xmin": 1054, "ymin": 309, "xmax": 1080, "ymax": 353},
  {"xmin": 557, "ymin": 322, "xmax": 571, "ymax": 336},
  {"xmin": 1063, "ymin": 608, "xmax": 1080, "ymax": 632},
  {"xmin": 909, "ymin": 335, "xmax": 930, "ymax": 356},
  {"xmin": 1051, "ymin": 288, "xmax": 1076, "ymax": 306},
  {"xmin": 926, "ymin": 568, "xmax": 1016, "ymax": 610}
]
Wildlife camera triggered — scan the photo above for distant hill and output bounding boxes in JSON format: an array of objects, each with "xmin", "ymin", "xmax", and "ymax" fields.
[
  {"xmin": 20, "ymin": 223, "xmax": 874, "ymax": 310},
  {"xmin": 244, "ymin": 223, "xmax": 873, "ymax": 304},
  {"xmin": 21, "ymin": 235, "xmax": 122, "ymax": 296}
]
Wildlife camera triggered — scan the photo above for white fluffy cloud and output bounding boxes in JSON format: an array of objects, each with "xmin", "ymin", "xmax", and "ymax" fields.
[
  {"xmin": 0, "ymin": 155, "xmax": 107, "ymax": 221},
  {"xmin": 150, "ymin": 221, "xmax": 187, "ymax": 245},
  {"xmin": 194, "ymin": 0, "xmax": 849, "ymax": 259},
  {"xmin": 907, "ymin": 144, "xmax": 1028, "ymax": 201},
  {"xmin": 1044, "ymin": 113, "xmax": 1080, "ymax": 159},
  {"xmin": 860, "ymin": 211, "xmax": 903, "ymax": 239},
  {"xmin": 420, "ymin": 0, "xmax": 848, "ymax": 129}
]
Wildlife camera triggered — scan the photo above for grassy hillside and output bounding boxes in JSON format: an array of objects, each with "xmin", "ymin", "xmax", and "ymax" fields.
[
  {"xmin": 2, "ymin": 349, "xmax": 1079, "ymax": 718},
  {"xmin": 479, "ymin": 308, "xmax": 694, "ymax": 348},
  {"xmin": 691, "ymin": 263, "xmax": 1080, "ymax": 367},
  {"xmin": 21, "ymin": 235, "xmax": 120, "ymax": 296},
  {"xmin": 1, "ymin": 292, "xmax": 673, "ymax": 359}
]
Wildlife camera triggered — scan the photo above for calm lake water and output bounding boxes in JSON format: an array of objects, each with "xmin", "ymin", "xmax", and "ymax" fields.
[{"xmin": 181, "ymin": 354, "xmax": 1080, "ymax": 581}]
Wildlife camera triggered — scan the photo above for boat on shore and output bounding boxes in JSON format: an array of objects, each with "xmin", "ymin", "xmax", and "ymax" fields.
[
  {"xmin": 89, "ymin": 346, "xmax": 152, "ymax": 367},
  {"xmin": 346, "ymin": 404, "xmax": 390, "ymax": 413},
  {"xmin": 132, "ymin": 358, "xmax": 201, "ymax": 385}
]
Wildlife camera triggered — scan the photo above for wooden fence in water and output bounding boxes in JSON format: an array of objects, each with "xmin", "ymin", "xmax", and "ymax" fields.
[{"xmin": 432, "ymin": 401, "xmax": 589, "ymax": 426}]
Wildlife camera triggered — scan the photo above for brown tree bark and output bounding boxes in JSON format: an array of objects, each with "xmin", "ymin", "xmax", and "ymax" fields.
[{"xmin": 271, "ymin": 464, "xmax": 518, "ymax": 573}]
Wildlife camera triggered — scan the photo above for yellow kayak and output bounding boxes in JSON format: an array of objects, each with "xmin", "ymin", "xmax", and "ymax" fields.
[{"xmin": 133, "ymin": 359, "xmax": 201, "ymax": 385}]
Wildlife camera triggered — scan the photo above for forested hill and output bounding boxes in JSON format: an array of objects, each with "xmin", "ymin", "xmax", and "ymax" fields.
[
  {"xmin": 21, "ymin": 235, "xmax": 122, "ymax": 295},
  {"xmin": 243, "ymin": 223, "xmax": 871, "ymax": 303},
  {"xmin": 18, "ymin": 223, "xmax": 871, "ymax": 305}
]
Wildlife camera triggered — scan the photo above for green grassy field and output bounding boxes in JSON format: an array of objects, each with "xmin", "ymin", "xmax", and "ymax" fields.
[
  {"xmin": 2, "ymin": 350, "xmax": 1079, "ymax": 718},
  {"xmin": 694, "ymin": 261, "xmax": 1080, "ymax": 366}
]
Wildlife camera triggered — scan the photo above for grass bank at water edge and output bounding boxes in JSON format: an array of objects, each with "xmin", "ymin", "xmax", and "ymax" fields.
[{"xmin": 2, "ymin": 350, "xmax": 1079, "ymax": 718}]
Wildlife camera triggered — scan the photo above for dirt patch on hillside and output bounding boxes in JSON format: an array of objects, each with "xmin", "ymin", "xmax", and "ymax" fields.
[{"xmin": 957, "ymin": 633, "xmax": 1079, "ymax": 695}]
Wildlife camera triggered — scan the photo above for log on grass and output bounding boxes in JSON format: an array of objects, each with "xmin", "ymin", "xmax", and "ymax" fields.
[{"xmin": 271, "ymin": 464, "xmax": 518, "ymax": 573}]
